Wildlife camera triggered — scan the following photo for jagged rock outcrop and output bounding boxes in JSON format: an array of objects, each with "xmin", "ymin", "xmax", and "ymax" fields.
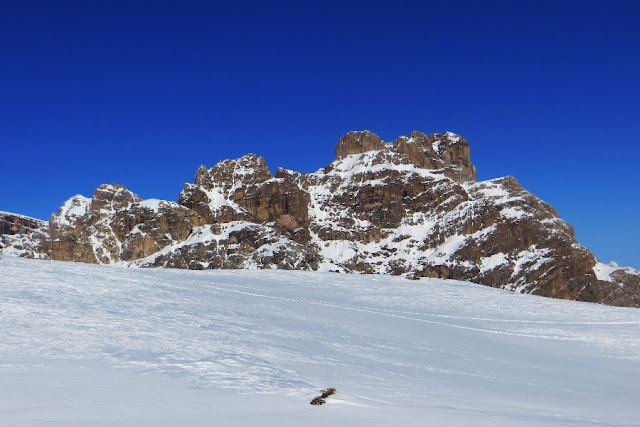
[
  {"xmin": 40, "ymin": 178, "xmax": 318, "ymax": 270},
  {"xmin": 2, "ymin": 130, "xmax": 639, "ymax": 307},
  {"xmin": 1, "ymin": 212, "xmax": 45, "ymax": 236},
  {"xmin": 142, "ymin": 222, "xmax": 319, "ymax": 270},
  {"xmin": 0, "ymin": 212, "xmax": 49, "ymax": 258},
  {"xmin": 45, "ymin": 184, "xmax": 201, "ymax": 264},
  {"xmin": 335, "ymin": 130, "xmax": 386, "ymax": 159}
]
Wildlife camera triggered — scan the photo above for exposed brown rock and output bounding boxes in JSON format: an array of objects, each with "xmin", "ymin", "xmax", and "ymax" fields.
[
  {"xmin": 144, "ymin": 223, "xmax": 320, "ymax": 271},
  {"xmin": 0, "ymin": 212, "xmax": 45, "ymax": 236},
  {"xmin": 335, "ymin": 130, "xmax": 386, "ymax": 160},
  {"xmin": 91, "ymin": 184, "xmax": 141, "ymax": 211},
  {"xmin": 391, "ymin": 131, "xmax": 477, "ymax": 182},
  {"xmin": 45, "ymin": 185, "xmax": 199, "ymax": 264},
  {"xmin": 234, "ymin": 179, "xmax": 310, "ymax": 233},
  {"xmin": 0, "ymin": 212, "xmax": 49, "ymax": 258}
]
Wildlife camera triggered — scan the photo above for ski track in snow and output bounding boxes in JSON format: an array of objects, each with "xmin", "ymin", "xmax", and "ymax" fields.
[{"xmin": 1, "ymin": 256, "xmax": 640, "ymax": 426}]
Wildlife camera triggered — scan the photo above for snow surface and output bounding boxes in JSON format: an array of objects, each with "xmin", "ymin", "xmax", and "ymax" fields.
[
  {"xmin": 593, "ymin": 261, "xmax": 640, "ymax": 283},
  {"xmin": 480, "ymin": 252, "xmax": 509, "ymax": 273},
  {"xmin": 1, "ymin": 256, "xmax": 640, "ymax": 426},
  {"xmin": 594, "ymin": 261, "xmax": 620, "ymax": 282},
  {"xmin": 55, "ymin": 195, "xmax": 91, "ymax": 226},
  {"xmin": 321, "ymin": 150, "xmax": 446, "ymax": 183},
  {"xmin": 136, "ymin": 199, "xmax": 181, "ymax": 212}
]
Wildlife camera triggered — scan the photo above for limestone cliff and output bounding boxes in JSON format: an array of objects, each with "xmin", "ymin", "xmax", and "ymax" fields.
[{"xmin": 2, "ymin": 130, "xmax": 638, "ymax": 307}]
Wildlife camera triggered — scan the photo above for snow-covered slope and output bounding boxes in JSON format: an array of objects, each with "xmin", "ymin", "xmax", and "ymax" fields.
[{"xmin": 1, "ymin": 256, "xmax": 639, "ymax": 425}]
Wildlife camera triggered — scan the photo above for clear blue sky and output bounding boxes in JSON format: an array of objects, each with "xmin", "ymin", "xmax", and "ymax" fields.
[{"xmin": 1, "ymin": 1, "xmax": 638, "ymax": 268}]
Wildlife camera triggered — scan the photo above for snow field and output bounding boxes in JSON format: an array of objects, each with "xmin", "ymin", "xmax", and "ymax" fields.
[{"xmin": 1, "ymin": 256, "xmax": 639, "ymax": 426}]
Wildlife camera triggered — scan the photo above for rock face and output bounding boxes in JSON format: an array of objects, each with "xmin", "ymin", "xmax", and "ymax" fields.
[
  {"xmin": 0, "ymin": 212, "xmax": 49, "ymax": 258},
  {"xmin": 1, "ymin": 212, "xmax": 44, "ymax": 236},
  {"xmin": 2, "ymin": 130, "xmax": 639, "ymax": 307},
  {"xmin": 335, "ymin": 130, "xmax": 386, "ymax": 159}
]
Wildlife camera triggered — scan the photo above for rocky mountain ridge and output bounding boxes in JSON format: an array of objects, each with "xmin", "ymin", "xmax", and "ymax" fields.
[
  {"xmin": 0, "ymin": 212, "xmax": 48, "ymax": 259},
  {"xmin": 2, "ymin": 130, "xmax": 639, "ymax": 307}
]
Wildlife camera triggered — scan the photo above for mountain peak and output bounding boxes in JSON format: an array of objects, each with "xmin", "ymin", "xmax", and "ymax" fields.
[
  {"xmin": 334, "ymin": 130, "xmax": 386, "ymax": 160},
  {"xmin": 2, "ymin": 130, "xmax": 638, "ymax": 307},
  {"xmin": 334, "ymin": 130, "xmax": 476, "ymax": 183},
  {"xmin": 391, "ymin": 131, "xmax": 476, "ymax": 182},
  {"xmin": 91, "ymin": 184, "xmax": 141, "ymax": 212}
]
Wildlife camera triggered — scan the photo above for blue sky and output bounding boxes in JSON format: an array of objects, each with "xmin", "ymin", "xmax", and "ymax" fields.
[{"xmin": 1, "ymin": 1, "xmax": 638, "ymax": 268}]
